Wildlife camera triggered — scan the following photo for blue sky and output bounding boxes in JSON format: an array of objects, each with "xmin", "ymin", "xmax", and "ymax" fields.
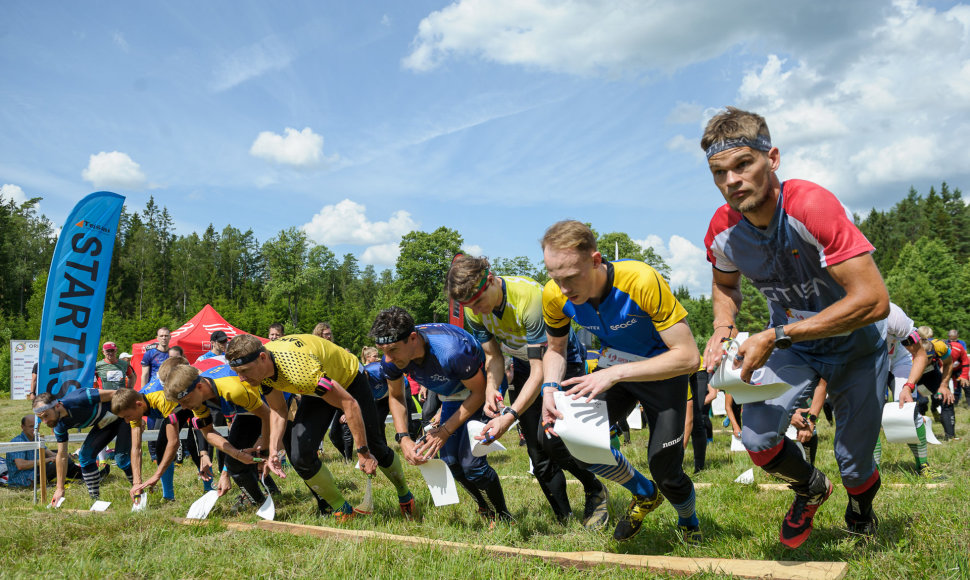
[{"xmin": 3, "ymin": 0, "xmax": 969, "ymax": 297}]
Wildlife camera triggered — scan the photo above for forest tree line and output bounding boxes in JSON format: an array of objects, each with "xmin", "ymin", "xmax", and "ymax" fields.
[{"xmin": 1, "ymin": 182, "xmax": 966, "ymax": 391}]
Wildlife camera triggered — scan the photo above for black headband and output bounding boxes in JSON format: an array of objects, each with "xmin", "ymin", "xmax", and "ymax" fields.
[
  {"xmin": 228, "ymin": 349, "xmax": 263, "ymax": 367},
  {"xmin": 176, "ymin": 376, "xmax": 201, "ymax": 400},
  {"xmin": 373, "ymin": 328, "xmax": 414, "ymax": 345}
]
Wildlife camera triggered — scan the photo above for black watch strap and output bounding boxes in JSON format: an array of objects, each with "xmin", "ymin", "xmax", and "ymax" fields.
[
  {"xmin": 394, "ymin": 432, "xmax": 410, "ymax": 443},
  {"xmin": 356, "ymin": 445, "xmax": 370, "ymax": 455},
  {"xmin": 774, "ymin": 325, "xmax": 793, "ymax": 349}
]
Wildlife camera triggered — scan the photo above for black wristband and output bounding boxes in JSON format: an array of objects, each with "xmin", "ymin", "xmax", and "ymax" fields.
[
  {"xmin": 501, "ymin": 406, "xmax": 520, "ymax": 422},
  {"xmin": 356, "ymin": 445, "xmax": 370, "ymax": 455}
]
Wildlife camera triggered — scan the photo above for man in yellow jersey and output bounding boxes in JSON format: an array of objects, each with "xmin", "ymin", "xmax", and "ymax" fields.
[
  {"xmin": 161, "ymin": 358, "xmax": 285, "ymax": 510},
  {"xmin": 540, "ymin": 220, "xmax": 703, "ymax": 544},
  {"xmin": 111, "ymin": 357, "xmax": 214, "ymax": 502},
  {"xmin": 445, "ymin": 254, "xmax": 609, "ymax": 528},
  {"xmin": 223, "ymin": 333, "xmax": 416, "ymax": 519}
]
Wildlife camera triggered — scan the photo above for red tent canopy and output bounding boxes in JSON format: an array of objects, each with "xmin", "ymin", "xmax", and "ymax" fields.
[{"xmin": 130, "ymin": 304, "xmax": 266, "ymax": 389}]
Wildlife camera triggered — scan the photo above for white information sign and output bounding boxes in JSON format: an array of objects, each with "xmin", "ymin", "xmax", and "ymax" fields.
[{"xmin": 9, "ymin": 340, "xmax": 39, "ymax": 400}]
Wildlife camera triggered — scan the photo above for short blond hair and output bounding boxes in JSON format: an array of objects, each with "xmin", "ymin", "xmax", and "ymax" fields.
[
  {"xmin": 700, "ymin": 107, "xmax": 771, "ymax": 152},
  {"xmin": 157, "ymin": 356, "xmax": 188, "ymax": 385},
  {"xmin": 226, "ymin": 334, "xmax": 265, "ymax": 362},
  {"xmin": 111, "ymin": 388, "xmax": 143, "ymax": 416},
  {"xmin": 917, "ymin": 326, "xmax": 934, "ymax": 341},
  {"xmin": 541, "ymin": 220, "xmax": 597, "ymax": 253},
  {"xmin": 163, "ymin": 364, "xmax": 201, "ymax": 402}
]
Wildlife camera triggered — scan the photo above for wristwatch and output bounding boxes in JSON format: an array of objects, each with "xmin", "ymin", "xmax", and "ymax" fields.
[
  {"xmin": 394, "ymin": 432, "xmax": 410, "ymax": 443},
  {"xmin": 774, "ymin": 325, "xmax": 793, "ymax": 350},
  {"xmin": 356, "ymin": 445, "xmax": 370, "ymax": 455}
]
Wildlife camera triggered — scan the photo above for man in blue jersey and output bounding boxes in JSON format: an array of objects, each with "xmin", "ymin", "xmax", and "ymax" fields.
[
  {"xmin": 701, "ymin": 107, "xmax": 889, "ymax": 548},
  {"xmin": 370, "ymin": 307, "xmax": 513, "ymax": 525},
  {"xmin": 540, "ymin": 220, "xmax": 703, "ymax": 544},
  {"xmin": 33, "ymin": 389, "xmax": 133, "ymax": 505},
  {"xmin": 445, "ymin": 255, "xmax": 609, "ymax": 528}
]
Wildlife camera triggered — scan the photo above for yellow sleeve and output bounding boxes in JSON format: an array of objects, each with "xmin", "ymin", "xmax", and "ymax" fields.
[
  {"xmin": 542, "ymin": 279, "xmax": 571, "ymax": 330},
  {"xmin": 217, "ymin": 376, "xmax": 264, "ymax": 413},
  {"xmin": 628, "ymin": 263, "xmax": 687, "ymax": 332}
]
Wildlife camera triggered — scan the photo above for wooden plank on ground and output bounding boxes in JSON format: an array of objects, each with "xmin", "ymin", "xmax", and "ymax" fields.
[
  {"xmin": 187, "ymin": 519, "xmax": 845, "ymax": 580},
  {"xmin": 693, "ymin": 482, "xmax": 950, "ymax": 490}
]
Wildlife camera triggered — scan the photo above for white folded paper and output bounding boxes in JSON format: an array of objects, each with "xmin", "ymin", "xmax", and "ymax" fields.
[
  {"xmin": 785, "ymin": 425, "xmax": 808, "ymax": 461},
  {"xmin": 417, "ymin": 458, "xmax": 459, "ymax": 507},
  {"xmin": 186, "ymin": 490, "xmax": 219, "ymax": 520},
  {"xmin": 553, "ymin": 392, "xmax": 616, "ymax": 465},
  {"xmin": 923, "ymin": 416, "xmax": 942, "ymax": 445},
  {"xmin": 711, "ymin": 391, "xmax": 726, "ymax": 416},
  {"xmin": 257, "ymin": 476, "xmax": 275, "ymax": 521},
  {"xmin": 90, "ymin": 500, "xmax": 111, "ymax": 512},
  {"xmin": 735, "ymin": 468, "xmax": 754, "ymax": 484},
  {"xmin": 131, "ymin": 493, "xmax": 148, "ymax": 512},
  {"xmin": 710, "ymin": 333, "xmax": 794, "ymax": 404},
  {"xmin": 881, "ymin": 402, "xmax": 919, "ymax": 444},
  {"xmin": 730, "ymin": 434, "xmax": 746, "ymax": 452},
  {"xmin": 466, "ymin": 420, "xmax": 508, "ymax": 457},
  {"xmin": 627, "ymin": 404, "xmax": 643, "ymax": 430}
]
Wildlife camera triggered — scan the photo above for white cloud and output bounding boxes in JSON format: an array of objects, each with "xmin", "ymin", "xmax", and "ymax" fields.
[
  {"xmin": 250, "ymin": 127, "xmax": 332, "ymax": 168},
  {"xmin": 361, "ymin": 243, "xmax": 400, "ymax": 266},
  {"xmin": 211, "ymin": 36, "xmax": 293, "ymax": 92},
  {"xmin": 113, "ymin": 32, "xmax": 128, "ymax": 52},
  {"xmin": 462, "ymin": 244, "xmax": 484, "ymax": 257},
  {"xmin": 301, "ymin": 199, "xmax": 418, "ymax": 246},
  {"xmin": 635, "ymin": 234, "xmax": 710, "ymax": 298},
  {"xmin": 403, "ymin": 1, "xmax": 886, "ymax": 75},
  {"xmin": 663, "ymin": 1, "xmax": 970, "ymax": 206},
  {"xmin": 381, "ymin": 14, "xmax": 391, "ymax": 27},
  {"xmin": 0, "ymin": 183, "xmax": 28, "ymax": 204},
  {"xmin": 81, "ymin": 151, "xmax": 149, "ymax": 190}
]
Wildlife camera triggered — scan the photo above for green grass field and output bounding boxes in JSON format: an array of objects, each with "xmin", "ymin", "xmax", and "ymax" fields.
[{"xmin": 1, "ymin": 396, "xmax": 969, "ymax": 579}]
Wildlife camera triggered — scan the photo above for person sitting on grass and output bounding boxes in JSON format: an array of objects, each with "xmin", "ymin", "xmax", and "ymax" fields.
[{"xmin": 5, "ymin": 415, "xmax": 82, "ymax": 488}]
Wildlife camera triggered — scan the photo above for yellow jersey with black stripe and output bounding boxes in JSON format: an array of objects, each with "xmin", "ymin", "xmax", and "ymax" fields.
[
  {"xmin": 193, "ymin": 364, "xmax": 265, "ymax": 419},
  {"xmin": 260, "ymin": 334, "xmax": 361, "ymax": 396},
  {"xmin": 543, "ymin": 260, "xmax": 687, "ymax": 359},
  {"xmin": 467, "ymin": 275, "xmax": 587, "ymax": 365},
  {"xmin": 131, "ymin": 375, "xmax": 179, "ymax": 427},
  {"xmin": 465, "ymin": 276, "xmax": 546, "ymax": 362}
]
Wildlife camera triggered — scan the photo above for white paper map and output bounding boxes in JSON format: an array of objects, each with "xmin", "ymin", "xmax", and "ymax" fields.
[
  {"xmin": 710, "ymin": 333, "xmax": 794, "ymax": 404},
  {"xmin": 131, "ymin": 494, "xmax": 148, "ymax": 512},
  {"xmin": 466, "ymin": 420, "xmax": 508, "ymax": 457},
  {"xmin": 881, "ymin": 402, "xmax": 919, "ymax": 444},
  {"xmin": 553, "ymin": 392, "xmax": 616, "ymax": 465},
  {"xmin": 417, "ymin": 458, "xmax": 459, "ymax": 507}
]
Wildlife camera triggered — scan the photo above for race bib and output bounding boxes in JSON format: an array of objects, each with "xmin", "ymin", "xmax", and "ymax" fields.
[
  {"xmin": 598, "ymin": 348, "xmax": 647, "ymax": 368},
  {"xmin": 106, "ymin": 370, "xmax": 123, "ymax": 382},
  {"xmin": 96, "ymin": 411, "xmax": 119, "ymax": 429}
]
